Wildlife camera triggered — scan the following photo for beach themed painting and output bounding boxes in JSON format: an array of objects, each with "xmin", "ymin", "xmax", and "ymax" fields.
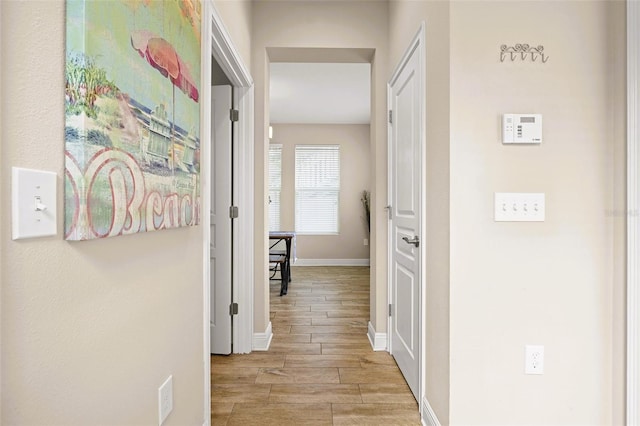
[{"xmin": 64, "ymin": 0, "xmax": 202, "ymax": 240}]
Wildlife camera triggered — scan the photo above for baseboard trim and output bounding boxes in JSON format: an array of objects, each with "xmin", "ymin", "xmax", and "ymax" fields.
[
  {"xmin": 294, "ymin": 258, "xmax": 370, "ymax": 267},
  {"xmin": 367, "ymin": 321, "xmax": 387, "ymax": 351},
  {"xmin": 422, "ymin": 397, "xmax": 441, "ymax": 426},
  {"xmin": 252, "ymin": 321, "xmax": 273, "ymax": 351}
]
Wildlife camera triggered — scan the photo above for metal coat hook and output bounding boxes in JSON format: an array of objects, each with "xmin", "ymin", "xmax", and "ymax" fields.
[
  {"xmin": 517, "ymin": 43, "xmax": 530, "ymax": 60},
  {"xmin": 530, "ymin": 45, "xmax": 549, "ymax": 63},
  {"xmin": 500, "ymin": 43, "xmax": 548, "ymax": 63},
  {"xmin": 500, "ymin": 44, "xmax": 514, "ymax": 62}
]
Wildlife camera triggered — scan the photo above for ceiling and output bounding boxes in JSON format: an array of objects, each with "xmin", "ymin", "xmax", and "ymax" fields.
[{"xmin": 269, "ymin": 62, "xmax": 371, "ymax": 124}]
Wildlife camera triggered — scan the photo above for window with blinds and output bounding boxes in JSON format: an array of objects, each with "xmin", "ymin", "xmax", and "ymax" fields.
[
  {"xmin": 268, "ymin": 144, "xmax": 282, "ymax": 231},
  {"xmin": 295, "ymin": 145, "xmax": 340, "ymax": 235}
]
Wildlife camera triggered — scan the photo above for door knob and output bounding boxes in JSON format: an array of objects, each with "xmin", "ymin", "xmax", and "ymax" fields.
[{"xmin": 402, "ymin": 236, "xmax": 420, "ymax": 247}]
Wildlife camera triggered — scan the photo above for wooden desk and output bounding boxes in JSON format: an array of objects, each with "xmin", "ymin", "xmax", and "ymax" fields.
[{"xmin": 269, "ymin": 231, "xmax": 295, "ymax": 288}]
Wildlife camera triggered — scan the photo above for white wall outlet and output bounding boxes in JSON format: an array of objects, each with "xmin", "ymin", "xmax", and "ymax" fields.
[
  {"xmin": 158, "ymin": 375, "xmax": 173, "ymax": 425},
  {"xmin": 525, "ymin": 345, "xmax": 544, "ymax": 375},
  {"xmin": 364, "ymin": 238, "xmax": 369, "ymax": 246},
  {"xmin": 495, "ymin": 192, "xmax": 545, "ymax": 222}
]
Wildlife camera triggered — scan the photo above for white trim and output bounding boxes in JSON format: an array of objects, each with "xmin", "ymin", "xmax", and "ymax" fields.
[
  {"xmin": 252, "ymin": 322, "xmax": 273, "ymax": 351},
  {"xmin": 294, "ymin": 258, "xmax": 370, "ymax": 267},
  {"xmin": 367, "ymin": 321, "xmax": 387, "ymax": 351},
  {"xmin": 418, "ymin": 23, "xmax": 428, "ymax": 424},
  {"xmin": 201, "ymin": 2, "xmax": 212, "ymax": 424},
  {"xmin": 232, "ymin": 85, "xmax": 255, "ymax": 354},
  {"xmin": 387, "ymin": 21, "xmax": 427, "ymax": 408},
  {"xmin": 207, "ymin": 1, "xmax": 254, "ymax": 354},
  {"xmin": 628, "ymin": 1, "xmax": 640, "ymax": 424},
  {"xmin": 421, "ymin": 397, "xmax": 442, "ymax": 426}
]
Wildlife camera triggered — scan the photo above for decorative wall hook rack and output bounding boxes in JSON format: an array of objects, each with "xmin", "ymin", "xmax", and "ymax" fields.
[{"xmin": 500, "ymin": 44, "xmax": 548, "ymax": 63}]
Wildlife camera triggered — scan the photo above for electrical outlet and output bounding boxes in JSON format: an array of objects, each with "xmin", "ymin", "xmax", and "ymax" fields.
[
  {"xmin": 364, "ymin": 238, "xmax": 369, "ymax": 246},
  {"xmin": 525, "ymin": 345, "xmax": 544, "ymax": 375},
  {"xmin": 158, "ymin": 375, "xmax": 173, "ymax": 425}
]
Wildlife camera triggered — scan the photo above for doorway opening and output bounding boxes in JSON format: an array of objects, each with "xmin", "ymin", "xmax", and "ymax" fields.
[
  {"xmin": 203, "ymin": 4, "xmax": 254, "ymax": 421},
  {"xmin": 267, "ymin": 61, "xmax": 372, "ymax": 264},
  {"xmin": 266, "ymin": 54, "xmax": 373, "ymax": 321}
]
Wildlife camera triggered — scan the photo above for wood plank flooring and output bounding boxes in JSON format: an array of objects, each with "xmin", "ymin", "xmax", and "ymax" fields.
[{"xmin": 211, "ymin": 266, "xmax": 420, "ymax": 425}]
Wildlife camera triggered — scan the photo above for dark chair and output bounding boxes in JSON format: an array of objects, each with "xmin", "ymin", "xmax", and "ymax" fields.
[{"xmin": 269, "ymin": 253, "xmax": 288, "ymax": 296}]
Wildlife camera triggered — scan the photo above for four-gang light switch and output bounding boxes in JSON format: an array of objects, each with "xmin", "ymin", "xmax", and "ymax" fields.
[{"xmin": 494, "ymin": 192, "xmax": 545, "ymax": 222}]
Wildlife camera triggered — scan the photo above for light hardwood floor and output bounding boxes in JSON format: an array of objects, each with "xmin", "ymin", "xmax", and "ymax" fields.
[{"xmin": 211, "ymin": 266, "xmax": 420, "ymax": 425}]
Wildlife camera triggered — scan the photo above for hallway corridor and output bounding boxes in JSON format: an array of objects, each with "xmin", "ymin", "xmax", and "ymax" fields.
[{"xmin": 211, "ymin": 266, "xmax": 420, "ymax": 425}]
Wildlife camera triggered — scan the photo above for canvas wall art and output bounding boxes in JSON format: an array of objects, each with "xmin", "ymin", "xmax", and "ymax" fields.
[{"xmin": 65, "ymin": 0, "xmax": 202, "ymax": 240}]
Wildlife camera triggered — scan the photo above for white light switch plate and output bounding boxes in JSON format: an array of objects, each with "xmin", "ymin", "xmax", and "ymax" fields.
[
  {"xmin": 12, "ymin": 167, "xmax": 57, "ymax": 239},
  {"xmin": 494, "ymin": 192, "xmax": 545, "ymax": 222}
]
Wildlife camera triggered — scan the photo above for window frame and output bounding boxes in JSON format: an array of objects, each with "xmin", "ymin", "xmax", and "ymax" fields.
[
  {"xmin": 268, "ymin": 144, "xmax": 282, "ymax": 232},
  {"xmin": 294, "ymin": 144, "xmax": 340, "ymax": 236}
]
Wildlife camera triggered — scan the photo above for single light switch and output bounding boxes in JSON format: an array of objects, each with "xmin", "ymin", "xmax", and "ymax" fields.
[{"xmin": 12, "ymin": 167, "xmax": 57, "ymax": 239}]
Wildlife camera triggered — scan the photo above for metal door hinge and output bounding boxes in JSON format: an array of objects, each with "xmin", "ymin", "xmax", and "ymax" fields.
[
  {"xmin": 229, "ymin": 206, "xmax": 239, "ymax": 218},
  {"xmin": 389, "ymin": 303, "xmax": 392, "ymax": 317},
  {"xmin": 230, "ymin": 109, "xmax": 239, "ymax": 122},
  {"xmin": 230, "ymin": 302, "xmax": 239, "ymax": 316},
  {"xmin": 388, "ymin": 110, "xmax": 393, "ymax": 124},
  {"xmin": 385, "ymin": 205, "xmax": 392, "ymax": 220}
]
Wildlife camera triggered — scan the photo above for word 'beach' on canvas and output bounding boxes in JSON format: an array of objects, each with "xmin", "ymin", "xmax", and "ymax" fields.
[{"xmin": 64, "ymin": 0, "xmax": 202, "ymax": 240}]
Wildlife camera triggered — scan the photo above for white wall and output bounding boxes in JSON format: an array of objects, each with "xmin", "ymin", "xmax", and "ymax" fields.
[
  {"xmin": 213, "ymin": 0, "xmax": 252, "ymax": 70},
  {"xmin": 0, "ymin": 2, "xmax": 4, "ymax": 422},
  {"xmin": 388, "ymin": 1, "xmax": 451, "ymax": 422},
  {"xmin": 0, "ymin": 0, "xmax": 251, "ymax": 424},
  {"xmin": 1, "ymin": 1, "xmax": 626, "ymax": 424},
  {"xmin": 389, "ymin": 1, "xmax": 626, "ymax": 424},
  {"xmin": 448, "ymin": 1, "xmax": 625, "ymax": 424},
  {"xmin": 271, "ymin": 124, "xmax": 371, "ymax": 262}
]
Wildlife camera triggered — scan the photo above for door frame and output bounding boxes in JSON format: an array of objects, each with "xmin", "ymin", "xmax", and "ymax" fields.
[
  {"xmin": 628, "ymin": 1, "xmax": 640, "ymax": 423},
  {"xmin": 202, "ymin": 2, "xmax": 254, "ymax": 423},
  {"xmin": 386, "ymin": 22, "xmax": 426, "ymax": 417}
]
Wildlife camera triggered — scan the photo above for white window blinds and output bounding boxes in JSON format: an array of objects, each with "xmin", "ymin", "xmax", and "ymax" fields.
[
  {"xmin": 295, "ymin": 145, "xmax": 340, "ymax": 235},
  {"xmin": 268, "ymin": 144, "xmax": 282, "ymax": 231}
]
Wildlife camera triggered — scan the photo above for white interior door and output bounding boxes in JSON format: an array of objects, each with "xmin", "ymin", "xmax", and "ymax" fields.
[
  {"xmin": 211, "ymin": 85, "xmax": 233, "ymax": 354},
  {"xmin": 388, "ymin": 40, "xmax": 423, "ymax": 401}
]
